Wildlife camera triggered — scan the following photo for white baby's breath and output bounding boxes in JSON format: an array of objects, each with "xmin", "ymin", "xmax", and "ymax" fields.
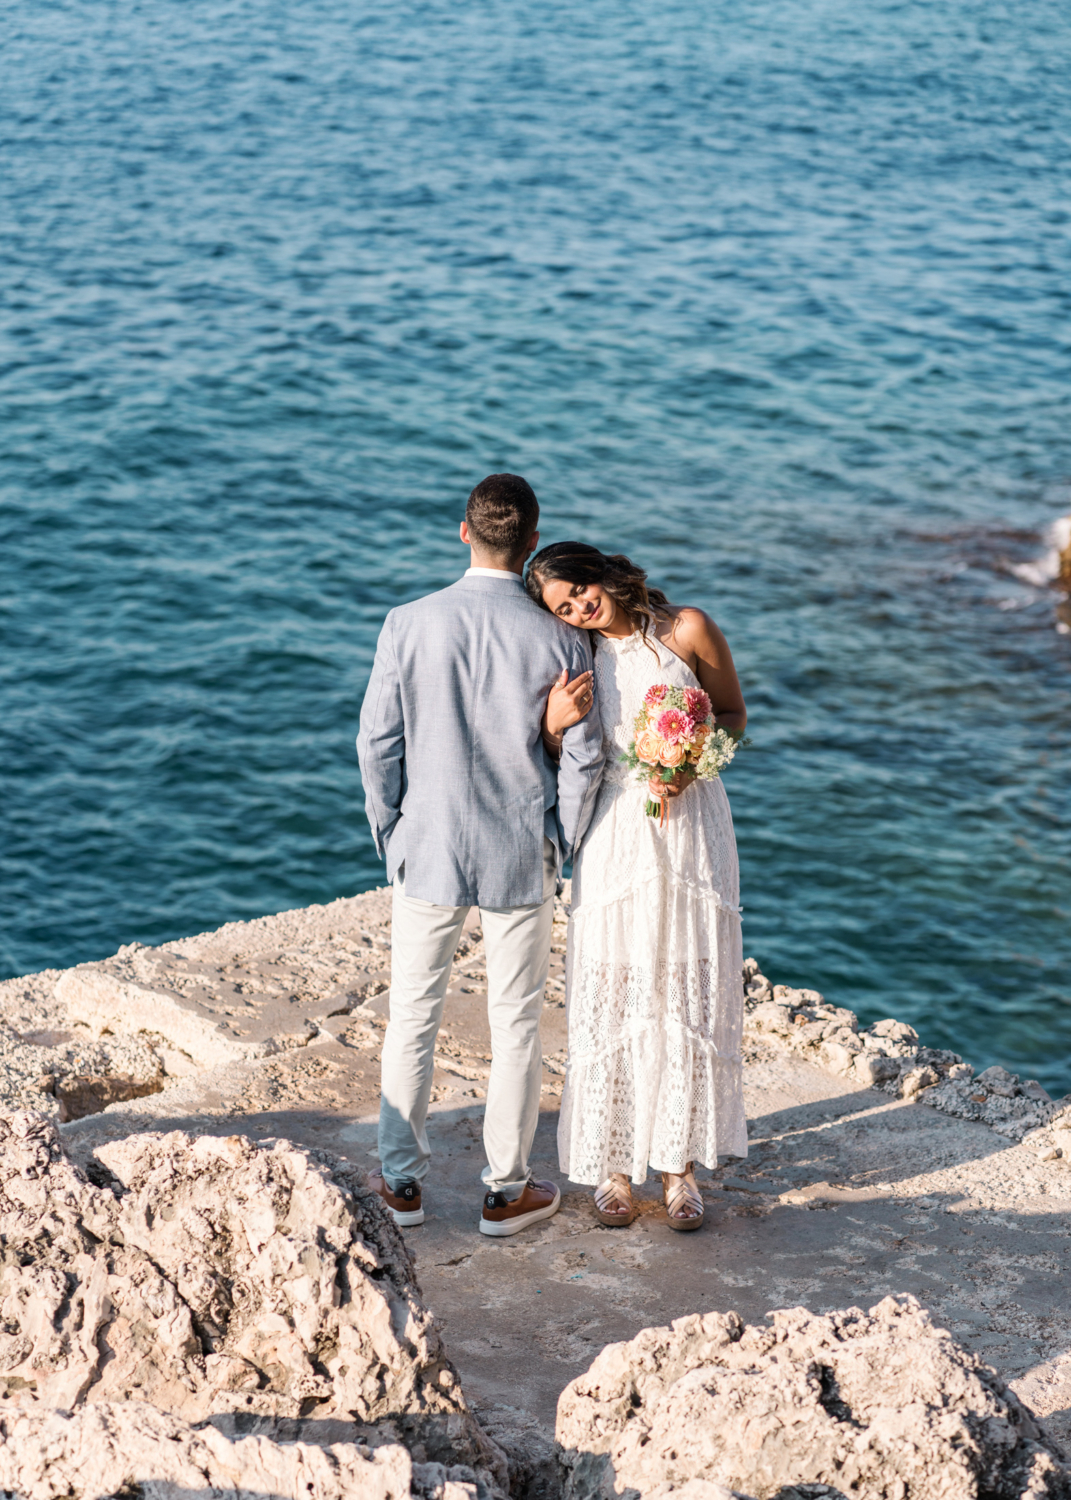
[{"xmin": 694, "ymin": 726, "xmax": 737, "ymax": 780}]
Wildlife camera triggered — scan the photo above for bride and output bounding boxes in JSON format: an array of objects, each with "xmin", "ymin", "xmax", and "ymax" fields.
[{"xmin": 526, "ymin": 542, "xmax": 748, "ymax": 1230}]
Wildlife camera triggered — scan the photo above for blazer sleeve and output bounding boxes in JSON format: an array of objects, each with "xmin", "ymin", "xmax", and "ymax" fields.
[
  {"xmin": 356, "ymin": 610, "xmax": 405, "ymax": 859},
  {"xmin": 555, "ymin": 633, "xmax": 605, "ymax": 858}
]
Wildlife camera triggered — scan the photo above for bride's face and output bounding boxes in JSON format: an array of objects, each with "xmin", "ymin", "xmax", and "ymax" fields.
[{"xmin": 542, "ymin": 578, "xmax": 617, "ymax": 631}]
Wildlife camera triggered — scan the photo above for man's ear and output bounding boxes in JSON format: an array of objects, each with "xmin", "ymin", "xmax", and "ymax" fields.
[
  {"xmin": 460, "ymin": 521, "xmax": 471, "ymax": 546},
  {"xmin": 524, "ymin": 531, "xmax": 539, "ymax": 560}
]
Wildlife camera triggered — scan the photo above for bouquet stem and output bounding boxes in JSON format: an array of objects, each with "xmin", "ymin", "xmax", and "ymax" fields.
[{"xmin": 645, "ymin": 795, "xmax": 668, "ymax": 825}]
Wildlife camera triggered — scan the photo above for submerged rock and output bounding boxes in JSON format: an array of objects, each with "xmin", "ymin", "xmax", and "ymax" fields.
[
  {"xmin": 556, "ymin": 1295, "xmax": 1070, "ymax": 1500},
  {"xmin": 0, "ymin": 1111, "xmax": 506, "ymax": 1492}
]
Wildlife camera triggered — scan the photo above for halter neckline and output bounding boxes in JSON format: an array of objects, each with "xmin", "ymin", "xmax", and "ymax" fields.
[{"xmin": 597, "ymin": 629, "xmax": 650, "ymax": 653}]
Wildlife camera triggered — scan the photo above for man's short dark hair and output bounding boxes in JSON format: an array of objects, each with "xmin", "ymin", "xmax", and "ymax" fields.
[{"xmin": 465, "ymin": 473, "xmax": 539, "ymax": 561}]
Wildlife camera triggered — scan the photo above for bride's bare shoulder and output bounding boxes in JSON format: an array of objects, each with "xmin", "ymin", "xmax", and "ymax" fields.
[
  {"xmin": 659, "ymin": 606, "xmax": 733, "ymax": 660},
  {"xmin": 659, "ymin": 604, "xmax": 716, "ymax": 639}
]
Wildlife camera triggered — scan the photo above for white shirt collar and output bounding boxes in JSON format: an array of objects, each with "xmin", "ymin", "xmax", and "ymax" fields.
[{"xmin": 465, "ymin": 566, "xmax": 524, "ymax": 583}]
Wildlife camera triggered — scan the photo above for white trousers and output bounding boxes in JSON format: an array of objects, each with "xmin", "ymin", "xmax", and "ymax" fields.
[{"xmin": 378, "ymin": 840, "xmax": 556, "ymax": 1197}]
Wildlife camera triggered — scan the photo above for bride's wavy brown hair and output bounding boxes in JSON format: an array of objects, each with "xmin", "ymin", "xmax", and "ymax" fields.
[{"xmin": 525, "ymin": 541, "xmax": 673, "ymax": 640}]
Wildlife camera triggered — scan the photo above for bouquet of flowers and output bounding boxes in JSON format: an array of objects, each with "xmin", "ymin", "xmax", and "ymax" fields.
[{"xmin": 622, "ymin": 683, "xmax": 740, "ymax": 820}]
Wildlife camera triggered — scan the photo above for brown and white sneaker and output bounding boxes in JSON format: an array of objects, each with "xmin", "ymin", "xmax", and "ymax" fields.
[
  {"xmin": 479, "ymin": 1178, "xmax": 561, "ymax": 1238},
  {"xmin": 369, "ymin": 1168, "xmax": 424, "ymax": 1227}
]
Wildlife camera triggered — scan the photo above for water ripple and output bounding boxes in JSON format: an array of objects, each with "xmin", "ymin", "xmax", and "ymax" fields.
[{"xmin": 2, "ymin": 0, "xmax": 1070, "ymax": 1089}]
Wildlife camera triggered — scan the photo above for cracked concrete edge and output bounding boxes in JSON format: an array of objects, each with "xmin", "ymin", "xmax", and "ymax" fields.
[
  {"xmin": 53, "ymin": 967, "xmax": 264, "ymax": 1068},
  {"xmin": 30, "ymin": 886, "xmax": 1071, "ymax": 1163},
  {"xmin": 164, "ymin": 886, "xmax": 395, "ymax": 960}
]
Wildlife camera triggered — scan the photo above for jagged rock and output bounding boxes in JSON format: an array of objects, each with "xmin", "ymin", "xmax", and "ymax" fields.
[
  {"xmin": 556, "ymin": 1295, "xmax": 1071, "ymax": 1500},
  {"xmin": 477, "ymin": 1406, "xmax": 569, "ymax": 1500},
  {"xmin": 926, "ymin": 1077, "xmax": 1065, "ymax": 1141},
  {"xmin": 866, "ymin": 1017, "xmax": 920, "ymax": 1051},
  {"xmin": 0, "ymin": 1400, "xmax": 492, "ymax": 1499},
  {"xmin": 977, "ymin": 1065, "xmax": 1022, "ymax": 1098},
  {"xmin": 740, "ymin": 960, "xmax": 1063, "ymax": 1141},
  {"xmin": 852, "ymin": 1053, "xmax": 901, "ymax": 1086},
  {"xmin": 901, "ymin": 1064, "xmax": 940, "ymax": 1098},
  {"xmin": 0, "ymin": 1112, "xmax": 506, "ymax": 1491}
]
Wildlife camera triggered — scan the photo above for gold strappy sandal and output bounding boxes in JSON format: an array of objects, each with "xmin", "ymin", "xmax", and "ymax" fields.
[
  {"xmin": 593, "ymin": 1173, "xmax": 635, "ymax": 1227},
  {"xmin": 662, "ymin": 1163, "xmax": 704, "ymax": 1231}
]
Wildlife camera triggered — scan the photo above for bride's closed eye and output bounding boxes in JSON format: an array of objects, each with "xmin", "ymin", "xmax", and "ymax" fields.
[{"xmin": 555, "ymin": 585, "xmax": 584, "ymax": 619}]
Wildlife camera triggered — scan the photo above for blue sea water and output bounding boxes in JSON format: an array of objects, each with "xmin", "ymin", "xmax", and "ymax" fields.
[{"xmin": 2, "ymin": 0, "xmax": 1070, "ymax": 1091}]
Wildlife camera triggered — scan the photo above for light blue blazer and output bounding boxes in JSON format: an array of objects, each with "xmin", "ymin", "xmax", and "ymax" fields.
[{"xmin": 357, "ymin": 574, "xmax": 605, "ymax": 909}]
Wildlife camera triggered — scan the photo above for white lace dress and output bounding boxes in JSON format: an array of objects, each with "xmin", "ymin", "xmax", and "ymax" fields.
[{"xmin": 559, "ymin": 629, "xmax": 747, "ymax": 1185}]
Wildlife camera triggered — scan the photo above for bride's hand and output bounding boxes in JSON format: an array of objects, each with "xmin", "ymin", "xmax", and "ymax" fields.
[
  {"xmin": 542, "ymin": 669, "xmax": 594, "ymax": 747},
  {"xmin": 648, "ymin": 766, "xmax": 695, "ymax": 800}
]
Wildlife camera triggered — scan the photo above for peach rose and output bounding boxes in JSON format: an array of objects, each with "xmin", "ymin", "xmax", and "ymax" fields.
[
  {"xmin": 692, "ymin": 723, "xmax": 711, "ymax": 748},
  {"xmin": 659, "ymin": 739, "xmax": 687, "ymax": 768},
  {"xmin": 634, "ymin": 727, "xmax": 662, "ymax": 764}
]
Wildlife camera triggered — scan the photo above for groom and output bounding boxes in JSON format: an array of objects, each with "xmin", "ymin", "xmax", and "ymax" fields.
[{"xmin": 357, "ymin": 474, "xmax": 604, "ymax": 1236}]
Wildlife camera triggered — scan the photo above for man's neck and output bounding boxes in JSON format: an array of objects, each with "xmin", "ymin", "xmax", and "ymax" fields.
[{"xmin": 468, "ymin": 552, "xmax": 523, "ymax": 577}]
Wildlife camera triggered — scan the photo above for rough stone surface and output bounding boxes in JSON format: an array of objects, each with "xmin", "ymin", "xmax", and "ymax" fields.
[
  {"xmin": 0, "ymin": 967, "xmax": 165, "ymax": 1119},
  {"xmin": 0, "ymin": 1400, "xmax": 491, "ymax": 1500},
  {"xmin": 556, "ymin": 1295, "xmax": 1071, "ymax": 1500},
  {"xmin": 0, "ymin": 1111, "xmax": 506, "ymax": 1491},
  {"xmin": 477, "ymin": 1405, "xmax": 568, "ymax": 1500},
  {"xmin": 1023, "ymin": 1102, "xmax": 1071, "ymax": 1166},
  {"xmin": 0, "ymin": 888, "xmax": 553, "ymax": 1126}
]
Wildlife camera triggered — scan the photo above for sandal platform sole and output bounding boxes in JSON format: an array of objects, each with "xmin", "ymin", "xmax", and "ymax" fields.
[
  {"xmin": 666, "ymin": 1212, "xmax": 704, "ymax": 1231},
  {"xmin": 596, "ymin": 1207, "xmax": 635, "ymax": 1227}
]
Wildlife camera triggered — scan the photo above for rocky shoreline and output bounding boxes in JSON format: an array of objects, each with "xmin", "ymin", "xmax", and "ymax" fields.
[
  {"xmin": 741, "ymin": 958, "xmax": 1069, "ymax": 1149},
  {"xmin": 0, "ymin": 891, "xmax": 1069, "ymax": 1497}
]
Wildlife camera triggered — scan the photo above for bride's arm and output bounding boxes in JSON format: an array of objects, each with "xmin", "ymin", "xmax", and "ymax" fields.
[{"xmin": 668, "ymin": 608, "xmax": 747, "ymax": 734}]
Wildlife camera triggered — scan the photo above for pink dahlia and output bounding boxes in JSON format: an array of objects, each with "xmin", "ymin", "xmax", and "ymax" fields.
[
  {"xmin": 684, "ymin": 687, "xmax": 712, "ymax": 722},
  {"xmin": 655, "ymin": 708, "xmax": 694, "ymax": 745},
  {"xmin": 644, "ymin": 683, "xmax": 669, "ymax": 711}
]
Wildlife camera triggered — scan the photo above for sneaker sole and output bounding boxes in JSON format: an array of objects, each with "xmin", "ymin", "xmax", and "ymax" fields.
[
  {"xmin": 390, "ymin": 1206, "xmax": 425, "ymax": 1227},
  {"xmin": 479, "ymin": 1187, "xmax": 561, "ymax": 1238}
]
